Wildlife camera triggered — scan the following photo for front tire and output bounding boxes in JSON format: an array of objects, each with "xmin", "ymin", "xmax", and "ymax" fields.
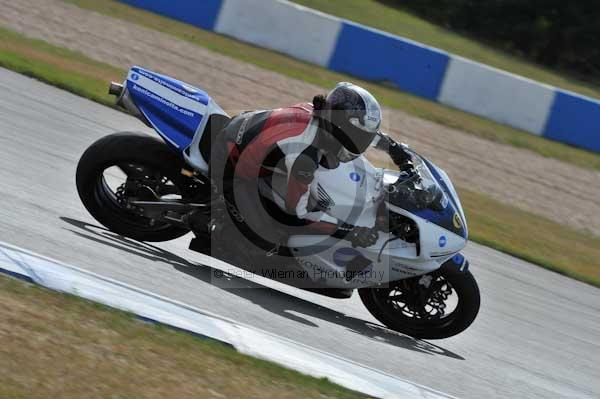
[
  {"xmin": 359, "ymin": 265, "xmax": 480, "ymax": 339},
  {"xmin": 76, "ymin": 132, "xmax": 192, "ymax": 242}
]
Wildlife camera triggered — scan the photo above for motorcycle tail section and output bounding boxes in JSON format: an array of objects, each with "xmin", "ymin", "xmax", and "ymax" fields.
[{"xmin": 112, "ymin": 66, "xmax": 229, "ymax": 173}]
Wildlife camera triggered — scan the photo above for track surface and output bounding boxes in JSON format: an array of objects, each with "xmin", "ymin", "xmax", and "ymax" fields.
[{"xmin": 1, "ymin": 69, "xmax": 599, "ymax": 398}]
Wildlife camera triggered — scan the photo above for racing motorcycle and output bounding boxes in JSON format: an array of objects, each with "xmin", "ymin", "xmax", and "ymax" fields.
[{"xmin": 76, "ymin": 66, "xmax": 480, "ymax": 339}]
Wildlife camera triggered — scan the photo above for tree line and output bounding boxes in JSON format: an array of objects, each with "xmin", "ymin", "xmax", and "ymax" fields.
[{"xmin": 385, "ymin": 0, "xmax": 600, "ymax": 77}]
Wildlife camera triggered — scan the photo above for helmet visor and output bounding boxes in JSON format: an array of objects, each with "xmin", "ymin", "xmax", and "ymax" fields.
[
  {"xmin": 350, "ymin": 85, "xmax": 382, "ymax": 133},
  {"xmin": 330, "ymin": 122, "xmax": 377, "ymax": 154}
]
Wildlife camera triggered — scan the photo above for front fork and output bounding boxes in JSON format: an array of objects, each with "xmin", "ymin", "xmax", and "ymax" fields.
[
  {"xmin": 417, "ymin": 253, "xmax": 469, "ymax": 289},
  {"xmin": 401, "ymin": 253, "xmax": 469, "ymax": 318}
]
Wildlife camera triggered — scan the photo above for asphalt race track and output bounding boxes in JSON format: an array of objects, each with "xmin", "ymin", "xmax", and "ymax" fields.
[{"xmin": 1, "ymin": 68, "xmax": 599, "ymax": 399}]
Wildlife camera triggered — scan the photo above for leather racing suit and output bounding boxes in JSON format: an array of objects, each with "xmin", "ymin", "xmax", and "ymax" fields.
[{"xmin": 208, "ymin": 102, "xmax": 409, "ymax": 253}]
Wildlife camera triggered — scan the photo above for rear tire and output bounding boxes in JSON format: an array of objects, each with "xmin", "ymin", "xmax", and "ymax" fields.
[
  {"xmin": 359, "ymin": 266, "xmax": 480, "ymax": 339},
  {"xmin": 76, "ymin": 132, "xmax": 192, "ymax": 242}
]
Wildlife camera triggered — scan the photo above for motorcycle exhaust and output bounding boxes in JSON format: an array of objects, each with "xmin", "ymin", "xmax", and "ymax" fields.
[
  {"xmin": 108, "ymin": 82, "xmax": 123, "ymax": 96},
  {"xmin": 107, "ymin": 81, "xmax": 151, "ymax": 127}
]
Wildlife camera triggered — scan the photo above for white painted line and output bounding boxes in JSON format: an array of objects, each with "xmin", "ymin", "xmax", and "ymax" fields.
[{"xmin": 0, "ymin": 241, "xmax": 456, "ymax": 399}]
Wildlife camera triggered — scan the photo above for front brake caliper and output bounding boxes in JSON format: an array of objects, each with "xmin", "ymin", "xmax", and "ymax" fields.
[{"xmin": 418, "ymin": 274, "xmax": 433, "ymax": 288}]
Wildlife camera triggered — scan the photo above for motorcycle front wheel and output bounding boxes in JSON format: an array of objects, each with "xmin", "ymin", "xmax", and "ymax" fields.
[
  {"xmin": 76, "ymin": 132, "xmax": 197, "ymax": 242},
  {"xmin": 358, "ymin": 265, "xmax": 480, "ymax": 339}
]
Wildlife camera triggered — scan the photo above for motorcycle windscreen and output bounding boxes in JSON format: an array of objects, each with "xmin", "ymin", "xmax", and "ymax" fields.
[
  {"xmin": 387, "ymin": 153, "xmax": 467, "ymax": 239},
  {"xmin": 125, "ymin": 66, "xmax": 210, "ymax": 151}
]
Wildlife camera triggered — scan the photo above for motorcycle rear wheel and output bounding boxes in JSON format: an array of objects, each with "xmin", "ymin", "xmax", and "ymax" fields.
[
  {"xmin": 359, "ymin": 265, "xmax": 480, "ymax": 339},
  {"xmin": 76, "ymin": 132, "xmax": 195, "ymax": 242}
]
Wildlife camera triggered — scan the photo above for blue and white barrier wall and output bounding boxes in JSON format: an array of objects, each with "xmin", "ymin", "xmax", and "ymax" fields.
[{"xmin": 119, "ymin": 0, "xmax": 600, "ymax": 153}]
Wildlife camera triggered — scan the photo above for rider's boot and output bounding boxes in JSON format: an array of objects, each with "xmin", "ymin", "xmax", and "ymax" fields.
[
  {"xmin": 303, "ymin": 287, "xmax": 354, "ymax": 299},
  {"xmin": 184, "ymin": 204, "xmax": 210, "ymax": 255},
  {"xmin": 188, "ymin": 201, "xmax": 233, "ymax": 259},
  {"xmin": 189, "ymin": 234, "xmax": 211, "ymax": 256}
]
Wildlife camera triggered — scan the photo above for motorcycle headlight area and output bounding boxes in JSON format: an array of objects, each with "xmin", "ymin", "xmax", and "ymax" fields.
[{"xmin": 378, "ymin": 205, "xmax": 419, "ymax": 243}]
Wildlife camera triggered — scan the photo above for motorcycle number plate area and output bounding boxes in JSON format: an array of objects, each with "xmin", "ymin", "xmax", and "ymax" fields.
[{"xmin": 126, "ymin": 66, "xmax": 210, "ymax": 150}]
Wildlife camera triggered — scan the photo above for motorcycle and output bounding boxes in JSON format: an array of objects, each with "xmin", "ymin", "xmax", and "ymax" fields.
[{"xmin": 76, "ymin": 66, "xmax": 480, "ymax": 339}]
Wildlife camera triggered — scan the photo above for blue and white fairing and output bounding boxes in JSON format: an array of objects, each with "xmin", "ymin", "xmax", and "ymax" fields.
[
  {"xmin": 124, "ymin": 66, "xmax": 228, "ymax": 172},
  {"xmin": 385, "ymin": 151, "xmax": 468, "ymax": 259},
  {"xmin": 287, "ymin": 152, "xmax": 468, "ymax": 288}
]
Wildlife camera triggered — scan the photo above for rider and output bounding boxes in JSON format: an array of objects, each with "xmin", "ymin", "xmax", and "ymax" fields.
[{"xmin": 202, "ymin": 82, "xmax": 413, "ymax": 253}]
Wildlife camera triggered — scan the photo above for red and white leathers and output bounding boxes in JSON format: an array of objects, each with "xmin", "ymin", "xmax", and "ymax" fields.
[
  {"xmin": 211, "ymin": 102, "xmax": 341, "ymax": 236},
  {"xmin": 209, "ymin": 101, "xmax": 405, "ymax": 249}
]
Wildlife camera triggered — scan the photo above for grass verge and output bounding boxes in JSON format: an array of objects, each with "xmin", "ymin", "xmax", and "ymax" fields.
[
  {"xmin": 0, "ymin": 274, "xmax": 365, "ymax": 399},
  {"xmin": 61, "ymin": 0, "xmax": 600, "ymax": 172},
  {"xmin": 460, "ymin": 189, "xmax": 600, "ymax": 287},
  {"xmin": 1, "ymin": 27, "xmax": 598, "ymax": 287},
  {"xmin": 294, "ymin": 0, "xmax": 600, "ymax": 100},
  {"xmin": 0, "ymin": 28, "xmax": 122, "ymax": 107}
]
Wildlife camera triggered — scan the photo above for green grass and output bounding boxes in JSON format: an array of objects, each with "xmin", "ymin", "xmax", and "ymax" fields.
[
  {"xmin": 0, "ymin": 274, "xmax": 366, "ymax": 399},
  {"xmin": 294, "ymin": 0, "xmax": 600, "ymax": 100},
  {"xmin": 61, "ymin": 0, "xmax": 600, "ymax": 172},
  {"xmin": 460, "ymin": 189, "xmax": 600, "ymax": 287},
  {"xmin": 1, "ymin": 26, "xmax": 598, "ymax": 287},
  {"xmin": 0, "ymin": 28, "xmax": 122, "ymax": 107}
]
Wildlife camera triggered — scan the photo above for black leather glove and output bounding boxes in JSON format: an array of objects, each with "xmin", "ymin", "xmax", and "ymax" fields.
[
  {"xmin": 388, "ymin": 140, "xmax": 412, "ymax": 169},
  {"xmin": 374, "ymin": 133, "xmax": 413, "ymax": 169},
  {"xmin": 334, "ymin": 224, "xmax": 379, "ymax": 248}
]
